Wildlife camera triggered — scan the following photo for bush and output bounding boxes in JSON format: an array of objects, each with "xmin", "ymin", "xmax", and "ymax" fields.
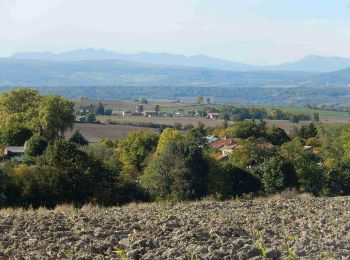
[
  {"xmin": 141, "ymin": 138, "xmax": 209, "ymax": 201},
  {"xmin": 69, "ymin": 130, "xmax": 89, "ymax": 146},
  {"xmin": 25, "ymin": 135, "xmax": 48, "ymax": 157},
  {"xmin": 0, "ymin": 124, "xmax": 32, "ymax": 146},
  {"xmin": 220, "ymin": 164, "xmax": 261, "ymax": 198},
  {"xmin": 259, "ymin": 156, "xmax": 298, "ymax": 194},
  {"xmin": 267, "ymin": 126, "xmax": 290, "ymax": 146}
]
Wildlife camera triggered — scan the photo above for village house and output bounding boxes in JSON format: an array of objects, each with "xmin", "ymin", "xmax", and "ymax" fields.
[
  {"xmin": 143, "ymin": 111, "xmax": 158, "ymax": 117},
  {"xmin": 75, "ymin": 115, "xmax": 86, "ymax": 122},
  {"xmin": 207, "ymin": 112, "xmax": 220, "ymax": 119},
  {"xmin": 207, "ymin": 137, "xmax": 242, "ymax": 161},
  {"xmin": 3, "ymin": 145, "xmax": 26, "ymax": 161}
]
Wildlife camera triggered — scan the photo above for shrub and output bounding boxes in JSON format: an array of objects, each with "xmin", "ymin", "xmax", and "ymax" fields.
[
  {"xmin": 0, "ymin": 124, "xmax": 32, "ymax": 146},
  {"xmin": 259, "ymin": 156, "xmax": 298, "ymax": 194},
  {"xmin": 25, "ymin": 135, "xmax": 48, "ymax": 157},
  {"xmin": 141, "ymin": 138, "xmax": 209, "ymax": 201},
  {"xmin": 220, "ymin": 164, "xmax": 261, "ymax": 198},
  {"xmin": 69, "ymin": 130, "xmax": 89, "ymax": 146}
]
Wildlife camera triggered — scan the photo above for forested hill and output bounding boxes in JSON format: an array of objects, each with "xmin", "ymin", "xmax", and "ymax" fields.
[
  {"xmin": 0, "ymin": 58, "xmax": 350, "ymax": 106},
  {"xmin": 0, "ymin": 58, "xmax": 311, "ymax": 87},
  {"xmin": 11, "ymin": 49, "xmax": 350, "ymax": 73}
]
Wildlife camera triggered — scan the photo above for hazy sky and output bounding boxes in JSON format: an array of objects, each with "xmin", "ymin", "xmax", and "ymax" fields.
[{"xmin": 1, "ymin": 0, "xmax": 350, "ymax": 64}]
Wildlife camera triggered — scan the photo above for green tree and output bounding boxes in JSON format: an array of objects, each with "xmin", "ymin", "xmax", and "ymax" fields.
[
  {"xmin": 155, "ymin": 105, "xmax": 160, "ymax": 115},
  {"xmin": 229, "ymin": 138, "xmax": 275, "ymax": 168},
  {"xmin": 38, "ymin": 139, "xmax": 116, "ymax": 205},
  {"xmin": 219, "ymin": 164, "xmax": 261, "ymax": 198},
  {"xmin": 279, "ymin": 138, "xmax": 324, "ymax": 195},
  {"xmin": 0, "ymin": 168, "xmax": 9, "ymax": 207},
  {"xmin": 156, "ymin": 128, "xmax": 182, "ymax": 154},
  {"xmin": 225, "ymin": 120, "xmax": 267, "ymax": 139},
  {"xmin": 187, "ymin": 122, "xmax": 207, "ymax": 145},
  {"xmin": 69, "ymin": 130, "xmax": 89, "ymax": 146},
  {"xmin": 105, "ymin": 109, "xmax": 112, "ymax": 115},
  {"xmin": 87, "ymin": 113, "xmax": 96, "ymax": 123},
  {"xmin": 141, "ymin": 98, "xmax": 148, "ymax": 104},
  {"xmin": 259, "ymin": 156, "xmax": 298, "ymax": 194},
  {"xmin": 267, "ymin": 126, "xmax": 290, "ymax": 146},
  {"xmin": 196, "ymin": 96, "xmax": 203, "ymax": 105},
  {"xmin": 25, "ymin": 135, "xmax": 48, "ymax": 157},
  {"xmin": 118, "ymin": 131, "xmax": 159, "ymax": 180},
  {"xmin": 38, "ymin": 95, "xmax": 75, "ymax": 141},
  {"xmin": 313, "ymin": 112, "xmax": 320, "ymax": 122},
  {"xmin": 0, "ymin": 124, "xmax": 32, "ymax": 146},
  {"xmin": 95, "ymin": 102, "xmax": 105, "ymax": 115},
  {"xmin": 0, "ymin": 88, "xmax": 41, "ymax": 131},
  {"xmin": 289, "ymin": 114, "xmax": 300, "ymax": 124},
  {"xmin": 141, "ymin": 138, "xmax": 209, "ymax": 201}
]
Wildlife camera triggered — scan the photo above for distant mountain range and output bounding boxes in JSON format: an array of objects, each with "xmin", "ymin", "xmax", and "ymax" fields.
[
  {"xmin": 0, "ymin": 58, "xmax": 311, "ymax": 87},
  {"xmin": 10, "ymin": 49, "xmax": 350, "ymax": 73}
]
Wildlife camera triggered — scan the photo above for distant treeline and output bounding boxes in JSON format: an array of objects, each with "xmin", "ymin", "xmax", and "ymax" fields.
[
  {"xmin": 2, "ymin": 85, "xmax": 350, "ymax": 107},
  {"xmin": 107, "ymin": 120, "xmax": 195, "ymax": 130},
  {"xmin": 216, "ymin": 106, "xmax": 311, "ymax": 122}
]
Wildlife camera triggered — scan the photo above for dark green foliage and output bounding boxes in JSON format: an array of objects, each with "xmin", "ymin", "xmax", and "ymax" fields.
[
  {"xmin": 259, "ymin": 156, "xmax": 298, "ymax": 194},
  {"xmin": 219, "ymin": 106, "xmax": 310, "ymax": 122},
  {"xmin": 140, "ymin": 98, "xmax": 148, "ymax": 104},
  {"xmin": 154, "ymin": 105, "xmax": 160, "ymax": 114},
  {"xmin": 325, "ymin": 167, "xmax": 350, "ymax": 196},
  {"xmin": 299, "ymin": 123, "xmax": 318, "ymax": 139},
  {"xmin": 141, "ymin": 138, "xmax": 209, "ymax": 201},
  {"xmin": 225, "ymin": 120, "xmax": 267, "ymax": 139},
  {"xmin": 95, "ymin": 102, "xmax": 105, "ymax": 115},
  {"xmin": 25, "ymin": 135, "xmax": 48, "ymax": 157},
  {"xmin": 220, "ymin": 164, "xmax": 261, "ymax": 198},
  {"xmin": 267, "ymin": 126, "xmax": 290, "ymax": 146},
  {"xmin": 69, "ymin": 130, "xmax": 89, "ymax": 146},
  {"xmin": 87, "ymin": 113, "xmax": 96, "ymax": 123},
  {"xmin": 0, "ymin": 168, "xmax": 9, "ymax": 207},
  {"xmin": 187, "ymin": 122, "xmax": 207, "ymax": 145},
  {"xmin": 105, "ymin": 109, "xmax": 112, "ymax": 115},
  {"xmin": 289, "ymin": 114, "xmax": 300, "ymax": 124},
  {"xmin": 0, "ymin": 125, "xmax": 32, "ymax": 146},
  {"xmin": 313, "ymin": 112, "xmax": 320, "ymax": 122}
]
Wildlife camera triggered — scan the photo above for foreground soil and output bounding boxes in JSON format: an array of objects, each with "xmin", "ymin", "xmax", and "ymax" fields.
[{"xmin": 1, "ymin": 197, "xmax": 350, "ymax": 259}]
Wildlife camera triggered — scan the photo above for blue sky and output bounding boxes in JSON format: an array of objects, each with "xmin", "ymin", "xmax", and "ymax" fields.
[{"xmin": 1, "ymin": 0, "xmax": 350, "ymax": 64}]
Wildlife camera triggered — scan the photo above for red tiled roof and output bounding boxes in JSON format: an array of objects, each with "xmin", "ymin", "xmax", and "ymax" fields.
[{"xmin": 208, "ymin": 138, "xmax": 241, "ymax": 149}]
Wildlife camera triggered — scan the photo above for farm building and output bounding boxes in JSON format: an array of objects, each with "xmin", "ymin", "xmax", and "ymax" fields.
[
  {"xmin": 207, "ymin": 112, "xmax": 220, "ymax": 119},
  {"xmin": 3, "ymin": 146, "xmax": 26, "ymax": 160},
  {"xmin": 143, "ymin": 111, "xmax": 158, "ymax": 117}
]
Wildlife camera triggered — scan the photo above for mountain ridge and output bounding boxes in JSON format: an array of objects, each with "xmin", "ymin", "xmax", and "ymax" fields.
[{"xmin": 10, "ymin": 49, "xmax": 350, "ymax": 73}]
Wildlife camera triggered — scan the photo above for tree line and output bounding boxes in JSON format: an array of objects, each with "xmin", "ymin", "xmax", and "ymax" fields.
[{"xmin": 1, "ymin": 88, "xmax": 350, "ymax": 208}]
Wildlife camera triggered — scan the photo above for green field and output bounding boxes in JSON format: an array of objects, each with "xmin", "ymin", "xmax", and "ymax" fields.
[{"xmin": 84, "ymin": 100, "xmax": 350, "ymax": 134}]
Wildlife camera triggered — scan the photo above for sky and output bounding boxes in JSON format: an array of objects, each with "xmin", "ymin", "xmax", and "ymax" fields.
[{"xmin": 1, "ymin": 0, "xmax": 350, "ymax": 64}]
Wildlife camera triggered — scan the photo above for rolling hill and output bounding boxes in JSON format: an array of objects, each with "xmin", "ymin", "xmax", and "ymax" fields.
[
  {"xmin": 10, "ymin": 49, "xmax": 350, "ymax": 73},
  {"xmin": 0, "ymin": 58, "xmax": 310, "ymax": 87}
]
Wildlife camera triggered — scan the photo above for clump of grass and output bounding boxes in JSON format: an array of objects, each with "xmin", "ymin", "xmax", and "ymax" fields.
[
  {"xmin": 258, "ymin": 240, "xmax": 268, "ymax": 257},
  {"xmin": 113, "ymin": 246, "xmax": 128, "ymax": 260}
]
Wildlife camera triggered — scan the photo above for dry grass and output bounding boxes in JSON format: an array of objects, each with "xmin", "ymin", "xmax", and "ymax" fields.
[{"xmin": 0, "ymin": 191, "xmax": 315, "ymax": 215}]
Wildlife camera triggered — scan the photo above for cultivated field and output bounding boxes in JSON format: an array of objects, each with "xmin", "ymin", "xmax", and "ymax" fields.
[
  {"xmin": 73, "ymin": 99, "xmax": 350, "ymax": 141},
  {"xmin": 67, "ymin": 123, "xmax": 158, "ymax": 143},
  {"xmin": 1, "ymin": 196, "xmax": 350, "ymax": 259},
  {"xmin": 98, "ymin": 115, "xmax": 348, "ymax": 133},
  {"xmin": 74, "ymin": 98, "xmax": 350, "ymax": 121}
]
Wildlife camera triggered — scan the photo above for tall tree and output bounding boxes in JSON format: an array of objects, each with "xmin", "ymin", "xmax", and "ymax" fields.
[
  {"xmin": 96, "ymin": 102, "xmax": 105, "ymax": 115},
  {"xmin": 0, "ymin": 88, "xmax": 41, "ymax": 130},
  {"xmin": 196, "ymin": 96, "xmax": 203, "ymax": 105},
  {"xmin": 38, "ymin": 95, "xmax": 75, "ymax": 141}
]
